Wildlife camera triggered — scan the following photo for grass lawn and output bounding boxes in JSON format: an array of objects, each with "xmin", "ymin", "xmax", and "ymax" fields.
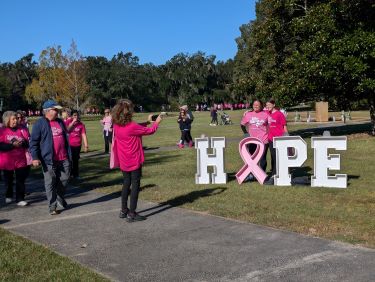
[
  {"xmin": 0, "ymin": 228, "xmax": 108, "ymax": 281},
  {"xmin": 79, "ymin": 110, "xmax": 374, "ymax": 248},
  {"xmin": 0, "ymin": 110, "xmax": 373, "ymax": 280}
]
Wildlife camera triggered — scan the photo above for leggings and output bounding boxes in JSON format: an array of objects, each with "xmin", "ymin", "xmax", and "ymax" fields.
[
  {"xmin": 269, "ymin": 141, "xmax": 277, "ymax": 176},
  {"xmin": 70, "ymin": 145, "xmax": 81, "ymax": 177},
  {"xmin": 180, "ymin": 130, "xmax": 192, "ymax": 144},
  {"xmin": 121, "ymin": 167, "xmax": 142, "ymax": 213},
  {"xmin": 247, "ymin": 143, "xmax": 268, "ymax": 172},
  {"xmin": 4, "ymin": 166, "xmax": 30, "ymax": 202}
]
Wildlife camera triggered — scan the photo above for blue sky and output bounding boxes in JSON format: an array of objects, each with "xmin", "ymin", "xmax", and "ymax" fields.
[{"xmin": 0, "ymin": 0, "xmax": 256, "ymax": 65}]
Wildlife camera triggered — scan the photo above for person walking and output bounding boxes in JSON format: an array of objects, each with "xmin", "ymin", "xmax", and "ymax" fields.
[
  {"xmin": 30, "ymin": 100, "xmax": 71, "ymax": 215},
  {"xmin": 210, "ymin": 106, "xmax": 218, "ymax": 126},
  {"xmin": 65, "ymin": 110, "xmax": 88, "ymax": 180},
  {"xmin": 177, "ymin": 109, "xmax": 193, "ymax": 148},
  {"xmin": 111, "ymin": 99, "xmax": 162, "ymax": 222},
  {"xmin": 101, "ymin": 109, "xmax": 112, "ymax": 154},
  {"xmin": 0, "ymin": 111, "xmax": 31, "ymax": 206},
  {"xmin": 264, "ymin": 99, "xmax": 288, "ymax": 185}
]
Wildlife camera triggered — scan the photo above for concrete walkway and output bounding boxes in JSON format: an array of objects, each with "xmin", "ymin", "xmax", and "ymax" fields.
[{"xmin": 1, "ymin": 178, "xmax": 374, "ymax": 282}]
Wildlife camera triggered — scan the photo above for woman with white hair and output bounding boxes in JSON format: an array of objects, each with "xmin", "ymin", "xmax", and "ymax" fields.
[{"xmin": 0, "ymin": 111, "xmax": 30, "ymax": 206}]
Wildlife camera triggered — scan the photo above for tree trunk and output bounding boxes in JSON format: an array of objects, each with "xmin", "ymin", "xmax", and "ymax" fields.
[{"xmin": 370, "ymin": 96, "xmax": 375, "ymax": 136}]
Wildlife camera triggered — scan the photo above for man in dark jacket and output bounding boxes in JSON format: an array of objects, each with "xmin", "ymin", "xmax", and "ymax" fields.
[{"xmin": 30, "ymin": 100, "xmax": 72, "ymax": 215}]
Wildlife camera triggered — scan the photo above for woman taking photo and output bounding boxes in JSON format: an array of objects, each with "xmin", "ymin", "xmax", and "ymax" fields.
[
  {"xmin": 0, "ymin": 111, "xmax": 30, "ymax": 206},
  {"xmin": 111, "ymin": 99, "xmax": 162, "ymax": 222},
  {"xmin": 65, "ymin": 110, "xmax": 88, "ymax": 180}
]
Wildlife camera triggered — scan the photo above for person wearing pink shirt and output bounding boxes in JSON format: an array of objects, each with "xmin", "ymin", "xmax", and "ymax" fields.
[
  {"xmin": 101, "ymin": 109, "xmax": 112, "ymax": 153},
  {"xmin": 265, "ymin": 99, "xmax": 288, "ymax": 185},
  {"xmin": 111, "ymin": 99, "xmax": 162, "ymax": 222},
  {"xmin": 240, "ymin": 100, "xmax": 269, "ymax": 181},
  {"xmin": 0, "ymin": 111, "xmax": 30, "ymax": 206},
  {"xmin": 30, "ymin": 100, "xmax": 71, "ymax": 215},
  {"xmin": 65, "ymin": 110, "xmax": 88, "ymax": 180}
]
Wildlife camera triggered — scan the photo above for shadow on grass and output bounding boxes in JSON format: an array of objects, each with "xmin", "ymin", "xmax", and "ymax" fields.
[
  {"xmin": 291, "ymin": 122, "xmax": 372, "ymax": 138},
  {"xmin": 138, "ymin": 187, "xmax": 227, "ymax": 217},
  {"xmin": 0, "ymin": 219, "xmax": 10, "ymax": 224}
]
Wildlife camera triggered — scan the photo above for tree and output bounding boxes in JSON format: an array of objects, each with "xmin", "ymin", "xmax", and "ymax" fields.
[
  {"xmin": 26, "ymin": 41, "xmax": 90, "ymax": 110},
  {"xmin": 234, "ymin": 0, "xmax": 375, "ymax": 133},
  {"xmin": 1, "ymin": 54, "xmax": 37, "ymax": 110}
]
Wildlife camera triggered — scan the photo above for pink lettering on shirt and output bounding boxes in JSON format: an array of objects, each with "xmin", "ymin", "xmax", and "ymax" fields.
[
  {"xmin": 50, "ymin": 121, "xmax": 68, "ymax": 161},
  {"xmin": 68, "ymin": 122, "xmax": 86, "ymax": 147},
  {"xmin": 240, "ymin": 110, "xmax": 269, "ymax": 144}
]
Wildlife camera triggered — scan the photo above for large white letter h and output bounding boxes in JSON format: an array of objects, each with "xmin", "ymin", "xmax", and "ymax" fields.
[{"xmin": 195, "ymin": 137, "xmax": 227, "ymax": 184}]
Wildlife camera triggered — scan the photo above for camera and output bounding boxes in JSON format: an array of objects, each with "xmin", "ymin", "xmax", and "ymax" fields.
[{"xmin": 151, "ymin": 114, "xmax": 159, "ymax": 121}]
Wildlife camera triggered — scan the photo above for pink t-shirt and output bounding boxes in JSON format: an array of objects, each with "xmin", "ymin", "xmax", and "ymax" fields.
[
  {"xmin": 114, "ymin": 122, "xmax": 158, "ymax": 172},
  {"xmin": 66, "ymin": 121, "xmax": 86, "ymax": 147},
  {"xmin": 50, "ymin": 121, "xmax": 68, "ymax": 161},
  {"xmin": 241, "ymin": 110, "xmax": 269, "ymax": 144},
  {"xmin": 0, "ymin": 127, "xmax": 28, "ymax": 170},
  {"xmin": 268, "ymin": 110, "xmax": 287, "ymax": 142},
  {"xmin": 101, "ymin": 116, "xmax": 112, "ymax": 132}
]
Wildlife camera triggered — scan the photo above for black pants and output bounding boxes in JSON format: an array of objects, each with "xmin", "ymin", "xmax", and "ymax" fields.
[
  {"xmin": 4, "ymin": 166, "xmax": 30, "ymax": 202},
  {"xmin": 269, "ymin": 142, "xmax": 277, "ymax": 176},
  {"xmin": 104, "ymin": 130, "xmax": 113, "ymax": 153},
  {"xmin": 121, "ymin": 167, "xmax": 142, "ymax": 213},
  {"xmin": 211, "ymin": 116, "xmax": 218, "ymax": 125},
  {"xmin": 247, "ymin": 143, "xmax": 268, "ymax": 172},
  {"xmin": 180, "ymin": 130, "xmax": 192, "ymax": 144},
  {"xmin": 71, "ymin": 146, "xmax": 81, "ymax": 177}
]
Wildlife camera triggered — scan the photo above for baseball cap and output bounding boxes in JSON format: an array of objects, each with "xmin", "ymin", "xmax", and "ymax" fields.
[{"xmin": 42, "ymin": 99, "xmax": 63, "ymax": 110}]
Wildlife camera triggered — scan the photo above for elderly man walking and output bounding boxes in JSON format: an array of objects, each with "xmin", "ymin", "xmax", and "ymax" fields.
[{"xmin": 30, "ymin": 100, "xmax": 71, "ymax": 215}]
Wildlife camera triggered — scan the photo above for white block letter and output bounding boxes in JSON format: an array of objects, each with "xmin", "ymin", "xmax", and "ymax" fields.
[
  {"xmin": 195, "ymin": 137, "xmax": 227, "ymax": 184},
  {"xmin": 274, "ymin": 136, "xmax": 307, "ymax": 186},
  {"xmin": 311, "ymin": 136, "xmax": 347, "ymax": 188}
]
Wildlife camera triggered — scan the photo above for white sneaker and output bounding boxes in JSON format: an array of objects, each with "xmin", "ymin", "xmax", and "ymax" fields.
[
  {"xmin": 17, "ymin": 201, "xmax": 28, "ymax": 206},
  {"xmin": 5, "ymin": 198, "xmax": 12, "ymax": 204}
]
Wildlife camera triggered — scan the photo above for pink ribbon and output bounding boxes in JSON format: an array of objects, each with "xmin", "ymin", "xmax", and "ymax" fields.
[{"xmin": 236, "ymin": 137, "xmax": 267, "ymax": 185}]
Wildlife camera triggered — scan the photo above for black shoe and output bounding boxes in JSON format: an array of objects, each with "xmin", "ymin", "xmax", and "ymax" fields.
[
  {"xmin": 50, "ymin": 209, "xmax": 60, "ymax": 215},
  {"xmin": 245, "ymin": 173, "xmax": 255, "ymax": 182},
  {"xmin": 264, "ymin": 176, "xmax": 274, "ymax": 185},
  {"xmin": 119, "ymin": 209, "xmax": 128, "ymax": 218},
  {"xmin": 126, "ymin": 212, "xmax": 146, "ymax": 222}
]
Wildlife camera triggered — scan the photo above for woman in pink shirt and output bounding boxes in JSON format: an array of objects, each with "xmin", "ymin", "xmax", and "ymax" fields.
[
  {"xmin": 265, "ymin": 99, "xmax": 288, "ymax": 184},
  {"xmin": 0, "ymin": 111, "xmax": 30, "ymax": 206},
  {"xmin": 65, "ymin": 110, "xmax": 88, "ymax": 180},
  {"xmin": 101, "ymin": 109, "xmax": 112, "ymax": 153},
  {"xmin": 240, "ymin": 100, "xmax": 269, "ymax": 180},
  {"xmin": 112, "ymin": 99, "xmax": 162, "ymax": 222}
]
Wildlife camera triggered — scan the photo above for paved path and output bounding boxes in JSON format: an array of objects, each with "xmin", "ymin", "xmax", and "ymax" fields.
[{"xmin": 1, "ymin": 178, "xmax": 374, "ymax": 282}]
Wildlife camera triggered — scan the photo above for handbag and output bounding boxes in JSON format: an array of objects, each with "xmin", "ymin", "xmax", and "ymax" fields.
[
  {"xmin": 109, "ymin": 127, "xmax": 119, "ymax": 169},
  {"xmin": 21, "ymin": 128, "xmax": 33, "ymax": 166}
]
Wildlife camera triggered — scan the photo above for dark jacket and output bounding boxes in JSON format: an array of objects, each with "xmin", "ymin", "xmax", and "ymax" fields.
[
  {"xmin": 178, "ymin": 116, "xmax": 192, "ymax": 131},
  {"xmin": 30, "ymin": 117, "xmax": 71, "ymax": 170}
]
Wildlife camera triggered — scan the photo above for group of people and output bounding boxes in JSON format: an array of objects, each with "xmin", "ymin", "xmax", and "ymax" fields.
[
  {"xmin": 240, "ymin": 99, "xmax": 288, "ymax": 185},
  {"xmin": 0, "ymin": 100, "xmax": 89, "ymax": 212},
  {"xmin": 196, "ymin": 102, "xmax": 251, "ymax": 112},
  {"xmin": 1, "ymin": 97, "xmax": 286, "ymax": 222}
]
